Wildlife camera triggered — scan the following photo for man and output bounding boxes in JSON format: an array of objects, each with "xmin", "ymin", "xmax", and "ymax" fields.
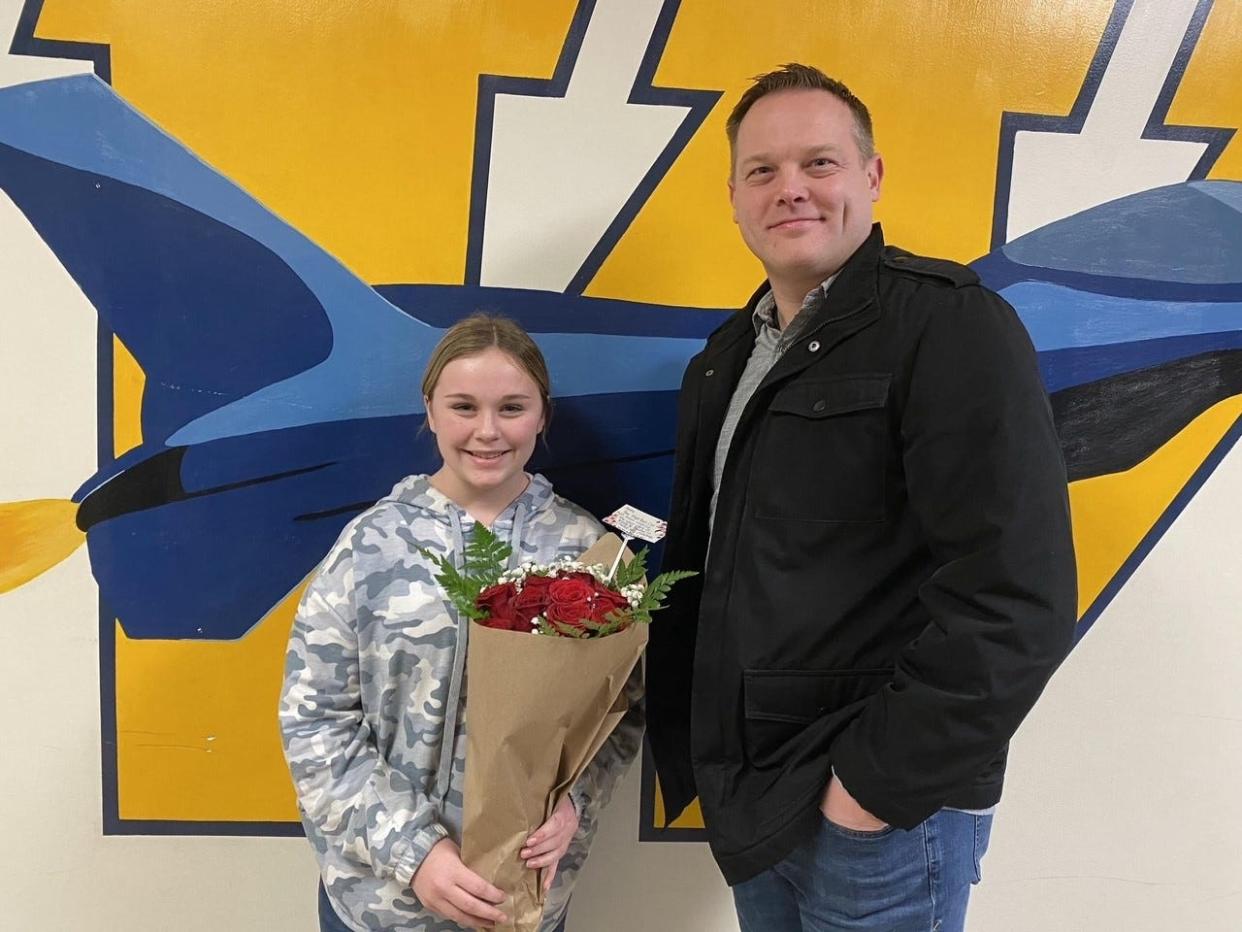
[{"xmin": 647, "ymin": 64, "xmax": 1077, "ymax": 931}]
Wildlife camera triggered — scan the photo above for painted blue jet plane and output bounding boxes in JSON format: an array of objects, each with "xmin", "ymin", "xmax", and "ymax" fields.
[{"xmin": 1, "ymin": 74, "xmax": 1239, "ymax": 640}]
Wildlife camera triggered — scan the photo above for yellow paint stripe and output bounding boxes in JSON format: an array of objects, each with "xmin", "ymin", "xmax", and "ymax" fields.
[
  {"xmin": 1070, "ymin": 394, "xmax": 1242, "ymax": 619},
  {"xmin": 590, "ymin": 0, "xmax": 1117, "ymax": 303},
  {"xmin": 115, "ymin": 581, "xmax": 307, "ymax": 822},
  {"xmin": 39, "ymin": 0, "xmax": 580, "ymax": 285},
  {"xmin": 1169, "ymin": 0, "xmax": 1242, "ymax": 182},
  {"xmin": 0, "ymin": 499, "xmax": 85, "ymax": 593},
  {"xmin": 112, "ymin": 335, "xmax": 145, "ymax": 458},
  {"xmin": 653, "ymin": 782, "xmax": 707, "ymax": 831}
]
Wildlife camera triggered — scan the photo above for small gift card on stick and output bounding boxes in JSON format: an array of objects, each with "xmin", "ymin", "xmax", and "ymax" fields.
[
  {"xmin": 602, "ymin": 505, "xmax": 668, "ymax": 581},
  {"xmin": 603, "ymin": 505, "xmax": 668, "ymax": 543}
]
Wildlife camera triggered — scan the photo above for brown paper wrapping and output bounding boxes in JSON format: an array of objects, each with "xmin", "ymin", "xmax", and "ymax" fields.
[{"xmin": 459, "ymin": 533, "xmax": 646, "ymax": 932}]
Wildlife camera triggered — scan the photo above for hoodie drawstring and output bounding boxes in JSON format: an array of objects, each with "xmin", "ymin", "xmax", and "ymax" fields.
[
  {"xmin": 434, "ymin": 507, "xmax": 469, "ymax": 800},
  {"xmin": 508, "ymin": 502, "xmax": 527, "ymax": 565}
]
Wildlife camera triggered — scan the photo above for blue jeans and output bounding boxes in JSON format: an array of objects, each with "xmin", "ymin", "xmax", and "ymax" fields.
[
  {"xmin": 732, "ymin": 809, "xmax": 993, "ymax": 932},
  {"xmin": 317, "ymin": 882, "xmax": 352, "ymax": 932},
  {"xmin": 317, "ymin": 881, "xmax": 569, "ymax": 932}
]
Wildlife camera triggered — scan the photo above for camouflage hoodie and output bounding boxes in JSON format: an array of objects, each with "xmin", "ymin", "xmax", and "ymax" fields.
[{"xmin": 280, "ymin": 473, "xmax": 644, "ymax": 931}]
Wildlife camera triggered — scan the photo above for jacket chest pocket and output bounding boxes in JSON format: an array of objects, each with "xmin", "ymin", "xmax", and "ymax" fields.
[{"xmin": 750, "ymin": 374, "xmax": 891, "ymax": 523}]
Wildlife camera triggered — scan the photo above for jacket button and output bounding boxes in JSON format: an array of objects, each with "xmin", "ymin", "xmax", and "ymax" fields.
[
  {"xmin": 705, "ymin": 368, "xmax": 715, "ymax": 377},
  {"xmin": 808, "ymin": 340, "xmax": 821, "ymax": 352},
  {"xmin": 813, "ymin": 399, "xmax": 826, "ymax": 413}
]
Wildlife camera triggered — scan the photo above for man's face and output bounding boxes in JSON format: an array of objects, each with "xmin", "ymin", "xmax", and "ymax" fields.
[{"xmin": 729, "ymin": 89, "xmax": 883, "ymax": 292}]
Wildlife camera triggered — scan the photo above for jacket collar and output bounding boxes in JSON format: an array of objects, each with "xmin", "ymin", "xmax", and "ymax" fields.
[
  {"xmin": 792, "ymin": 222, "xmax": 884, "ymax": 334},
  {"xmin": 703, "ymin": 223, "xmax": 885, "ymax": 361},
  {"xmin": 761, "ymin": 224, "xmax": 884, "ymax": 381},
  {"xmin": 693, "ymin": 222, "xmax": 886, "ymax": 415}
]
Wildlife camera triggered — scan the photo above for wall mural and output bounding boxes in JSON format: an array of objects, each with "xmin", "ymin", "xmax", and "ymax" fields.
[{"xmin": 0, "ymin": 0, "xmax": 1238, "ymax": 838}]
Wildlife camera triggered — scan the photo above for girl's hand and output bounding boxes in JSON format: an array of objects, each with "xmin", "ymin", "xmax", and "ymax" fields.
[
  {"xmin": 412, "ymin": 838, "xmax": 509, "ymax": 929},
  {"xmin": 520, "ymin": 794, "xmax": 579, "ymax": 891}
]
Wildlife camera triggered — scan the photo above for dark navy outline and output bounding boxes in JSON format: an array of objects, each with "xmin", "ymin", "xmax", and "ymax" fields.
[
  {"xmin": 94, "ymin": 320, "xmax": 113, "ymax": 468},
  {"xmin": 990, "ymin": 0, "xmax": 1232, "ymax": 250},
  {"xmin": 99, "ymin": 601, "xmax": 119, "ymax": 832},
  {"xmin": 8, "ymin": 0, "xmax": 111, "ymax": 82},
  {"xmin": 1074, "ymin": 412, "xmax": 1242, "ymax": 641},
  {"xmin": 375, "ymin": 282, "xmax": 730, "ymax": 336},
  {"xmin": 105, "ymin": 817, "xmax": 303, "ymax": 837},
  {"xmin": 464, "ymin": 0, "xmax": 721, "ymax": 294},
  {"xmin": 977, "ymin": 261, "xmax": 1242, "ymax": 303},
  {"xmin": 98, "ymin": 332, "xmax": 120, "ymax": 834}
]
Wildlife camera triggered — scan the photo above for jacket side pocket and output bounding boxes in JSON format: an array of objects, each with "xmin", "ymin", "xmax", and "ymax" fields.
[{"xmin": 742, "ymin": 668, "xmax": 892, "ymax": 767}]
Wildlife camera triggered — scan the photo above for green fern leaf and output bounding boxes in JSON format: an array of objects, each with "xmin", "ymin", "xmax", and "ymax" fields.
[{"xmin": 612, "ymin": 547, "xmax": 648, "ymax": 588}]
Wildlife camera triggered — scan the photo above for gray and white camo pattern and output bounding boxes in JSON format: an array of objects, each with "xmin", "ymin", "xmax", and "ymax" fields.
[{"xmin": 280, "ymin": 473, "xmax": 645, "ymax": 931}]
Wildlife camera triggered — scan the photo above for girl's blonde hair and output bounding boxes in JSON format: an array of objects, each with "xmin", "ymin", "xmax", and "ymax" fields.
[{"xmin": 421, "ymin": 313, "xmax": 552, "ymax": 427}]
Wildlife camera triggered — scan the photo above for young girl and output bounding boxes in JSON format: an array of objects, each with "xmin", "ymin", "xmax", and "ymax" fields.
[{"xmin": 280, "ymin": 314, "xmax": 643, "ymax": 932}]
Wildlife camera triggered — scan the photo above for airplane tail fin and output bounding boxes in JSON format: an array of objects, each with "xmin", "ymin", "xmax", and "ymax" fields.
[{"xmin": 0, "ymin": 499, "xmax": 85, "ymax": 593}]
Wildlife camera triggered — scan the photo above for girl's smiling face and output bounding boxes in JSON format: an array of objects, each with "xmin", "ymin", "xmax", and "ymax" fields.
[{"xmin": 425, "ymin": 346, "xmax": 545, "ymax": 504}]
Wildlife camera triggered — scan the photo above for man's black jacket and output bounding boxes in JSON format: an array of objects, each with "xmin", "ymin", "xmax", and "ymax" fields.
[{"xmin": 647, "ymin": 225, "xmax": 1077, "ymax": 884}]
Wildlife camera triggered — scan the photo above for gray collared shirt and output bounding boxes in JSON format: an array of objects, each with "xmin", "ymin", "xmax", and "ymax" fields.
[{"xmin": 708, "ymin": 276, "xmax": 837, "ymax": 533}]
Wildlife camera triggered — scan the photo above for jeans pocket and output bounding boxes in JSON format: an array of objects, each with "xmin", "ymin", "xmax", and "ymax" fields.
[
  {"xmin": 822, "ymin": 813, "xmax": 897, "ymax": 841},
  {"xmin": 972, "ymin": 814, "xmax": 994, "ymax": 883}
]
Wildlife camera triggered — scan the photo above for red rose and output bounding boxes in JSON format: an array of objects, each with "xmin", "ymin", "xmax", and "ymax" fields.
[
  {"xmin": 514, "ymin": 574, "xmax": 554, "ymax": 626},
  {"xmin": 545, "ymin": 598, "xmax": 592, "ymax": 628},
  {"xmin": 548, "ymin": 575, "xmax": 595, "ymax": 605},
  {"xmin": 544, "ymin": 575, "xmax": 597, "ymax": 630},
  {"xmin": 476, "ymin": 582, "xmax": 521, "ymax": 630},
  {"xmin": 588, "ymin": 582, "xmax": 629, "ymax": 623}
]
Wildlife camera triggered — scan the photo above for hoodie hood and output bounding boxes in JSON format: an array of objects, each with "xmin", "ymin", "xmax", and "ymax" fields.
[{"xmin": 380, "ymin": 471, "xmax": 558, "ymax": 526}]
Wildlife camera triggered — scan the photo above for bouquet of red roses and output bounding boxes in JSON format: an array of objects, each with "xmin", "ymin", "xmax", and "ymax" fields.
[
  {"xmin": 431, "ymin": 523, "xmax": 687, "ymax": 638},
  {"xmin": 475, "ymin": 569, "xmax": 633, "ymax": 636},
  {"xmin": 423, "ymin": 527, "xmax": 693, "ymax": 931}
]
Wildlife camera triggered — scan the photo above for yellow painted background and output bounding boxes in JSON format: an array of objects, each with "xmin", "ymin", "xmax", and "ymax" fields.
[{"xmin": 26, "ymin": 0, "xmax": 1242, "ymax": 825}]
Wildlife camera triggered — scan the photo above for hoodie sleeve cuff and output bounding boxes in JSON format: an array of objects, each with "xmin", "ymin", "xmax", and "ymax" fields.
[{"xmin": 392, "ymin": 821, "xmax": 450, "ymax": 887}]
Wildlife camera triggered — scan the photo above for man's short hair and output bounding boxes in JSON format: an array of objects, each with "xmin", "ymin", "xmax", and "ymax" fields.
[{"xmin": 725, "ymin": 63, "xmax": 875, "ymax": 164}]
